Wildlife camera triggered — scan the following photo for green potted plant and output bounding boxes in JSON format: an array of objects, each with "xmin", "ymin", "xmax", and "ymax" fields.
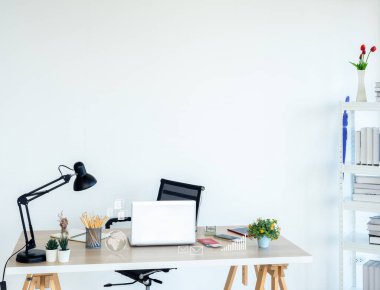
[
  {"xmin": 248, "ymin": 218, "xmax": 280, "ymax": 248},
  {"xmin": 58, "ymin": 236, "xmax": 70, "ymax": 263},
  {"xmin": 45, "ymin": 239, "xmax": 59, "ymax": 262}
]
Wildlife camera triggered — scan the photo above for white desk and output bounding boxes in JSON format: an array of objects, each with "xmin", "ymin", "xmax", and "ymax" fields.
[{"xmin": 7, "ymin": 226, "xmax": 312, "ymax": 289}]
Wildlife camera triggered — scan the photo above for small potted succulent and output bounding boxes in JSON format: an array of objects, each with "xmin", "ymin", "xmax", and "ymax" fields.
[
  {"xmin": 45, "ymin": 239, "xmax": 59, "ymax": 262},
  {"xmin": 58, "ymin": 236, "xmax": 71, "ymax": 263},
  {"xmin": 248, "ymin": 218, "xmax": 280, "ymax": 248}
]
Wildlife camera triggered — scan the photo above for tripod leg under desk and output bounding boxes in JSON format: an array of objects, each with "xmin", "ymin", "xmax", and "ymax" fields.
[
  {"xmin": 224, "ymin": 264, "xmax": 288, "ymax": 290},
  {"xmin": 22, "ymin": 273, "xmax": 61, "ymax": 290}
]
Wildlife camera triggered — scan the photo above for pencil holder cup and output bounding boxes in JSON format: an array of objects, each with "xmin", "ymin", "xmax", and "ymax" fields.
[{"xmin": 86, "ymin": 228, "xmax": 102, "ymax": 249}]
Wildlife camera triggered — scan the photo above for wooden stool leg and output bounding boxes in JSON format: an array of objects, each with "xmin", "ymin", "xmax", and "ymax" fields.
[
  {"xmin": 52, "ymin": 273, "xmax": 62, "ymax": 290},
  {"xmin": 242, "ymin": 265, "xmax": 248, "ymax": 286},
  {"xmin": 224, "ymin": 266, "xmax": 238, "ymax": 290},
  {"xmin": 278, "ymin": 265, "xmax": 288, "ymax": 290},
  {"xmin": 23, "ymin": 274, "xmax": 32, "ymax": 290},
  {"xmin": 255, "ymin": 265, "xmax": 268, "ymax": 290}
]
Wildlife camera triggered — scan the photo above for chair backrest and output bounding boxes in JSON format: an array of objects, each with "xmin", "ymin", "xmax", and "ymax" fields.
[{"xmin": 156, "ymin": 178, "xmax": 205, "ymax": 224}]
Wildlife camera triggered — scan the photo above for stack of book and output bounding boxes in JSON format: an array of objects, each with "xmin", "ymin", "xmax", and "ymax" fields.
[
  {"xmin": 352, "ymin": 176, "xmax": 380, "ymax": 203},
  {"xmin": 363, "ymin": 260, "xmax": 380, "ymax": 289},
  {"xmin": 376, "ymin": 82, "xmax": 380, "ymax": 102},
  {"xmin": 355, "ymin": 128, "xmax": 380, "ymax": 165},
  {"xmin": 368, "ymin": 216, "xmax": 380, "ymax": 244}
]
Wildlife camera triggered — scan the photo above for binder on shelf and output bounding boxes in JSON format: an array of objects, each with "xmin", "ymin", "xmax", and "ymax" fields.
[
  {"xmin": 369, "ymin": 235, "xmax": 380, "ymax": 245},
  {"xmin": 367, "ymin": 127, "xmax": 373, "ymax": 165},
  {"xmin": 361, "ymin": 128, "xmax": 368, "ymax": 165},
  {"xmin": 373, "ymin": 128, "xmax": 379, "ymax": 166},
  {"xmin": 356, "ymin": 131, "xmax": 361, "ymax": 164}
]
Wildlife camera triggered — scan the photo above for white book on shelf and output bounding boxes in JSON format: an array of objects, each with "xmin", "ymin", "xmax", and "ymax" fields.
[
  {"xmin": 354, "ymin": 183, "xmax": 380, "ymax": 190},
  {"xmin": 369, "ymin": 216, "xmax": 380, "ymax": 225},
  {"xmin": 368, "ymin": 127, "xmax": 373, "ymax": 165},
  {"xmin": 356, "ymin": 176, "xmax": 380, "ymax": 184},
  {"xmin": 369, "ymin": 230, "xmax": 380, "ymax": 235},
  {"xmin": 367, "ymin": 223, "xmax": 380, "ymax": 231},
  {"xmin": 374, "ymin": 128, "xmax": 380, "ymax": 166},
  {"xmin": 353, "ymin": 194, "xmax": 380, "ymax": 202},
  {"xmin": 361, "ymin": 128, "xmax": 368, "ymax": 165},
  {"xmin": 354, "ymin": 188, "xmax": 380, "ymax": 195},
  {"xmin": 356, "ymin": 131, "xmax": 361, "ymax": 164}
]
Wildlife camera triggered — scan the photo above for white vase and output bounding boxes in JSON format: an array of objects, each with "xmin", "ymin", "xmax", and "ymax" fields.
[
  {"xmin": 58, "ymin": 249, "xmax": 71, "ymax": 263},
  {"xmin": 46, "ymin": 249, "xmax": 57, "ymax": 262},
  {"xmin": 356, "ymin": 70, "xmax": 367, "ymax": 102}
]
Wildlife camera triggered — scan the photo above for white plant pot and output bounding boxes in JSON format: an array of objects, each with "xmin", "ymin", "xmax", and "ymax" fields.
[
  {"xmin": 45, "ymin": 249, "xmax": 57, "ymax": 263},
  {"xmin": 58, "ymin": 249, "xmax": 71, "ymax": 263}
]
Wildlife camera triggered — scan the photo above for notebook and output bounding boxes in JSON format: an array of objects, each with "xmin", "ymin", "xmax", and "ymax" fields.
[{"xmin": 227, "ymin": 227, "xmax": 249, "ymax": 236}]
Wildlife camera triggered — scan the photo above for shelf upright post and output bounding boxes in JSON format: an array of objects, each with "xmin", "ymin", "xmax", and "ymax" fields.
[{"xmin": 339, "ymin": 103, "xmax": 344, "ymax": 290}]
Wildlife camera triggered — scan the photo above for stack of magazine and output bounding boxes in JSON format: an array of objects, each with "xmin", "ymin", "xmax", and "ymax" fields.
[
  {"xmin": 368, "ymin": 216, "xmax": 380, "ymax": 245},
  {"xmin": 353, "ymin": 176, "xmax": 380, "ymax": 203},
  {"xmin": 363, "ymin": 260, "xmax": 380, "ymax": 289}
]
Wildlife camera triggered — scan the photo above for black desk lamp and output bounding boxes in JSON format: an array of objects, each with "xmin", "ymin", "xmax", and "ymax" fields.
[{"xmin": 16, "ymin": 161, "xmax": 97, "ymax": 263}]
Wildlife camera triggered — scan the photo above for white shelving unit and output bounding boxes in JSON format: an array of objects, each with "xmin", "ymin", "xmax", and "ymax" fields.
[{"xmin": 339, "ymin": 102, "xmax": 380, "ymax": 290}]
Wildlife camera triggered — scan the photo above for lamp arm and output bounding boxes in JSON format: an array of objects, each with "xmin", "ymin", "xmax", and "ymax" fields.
[{"xmin": 17, "ymin": 174, "xmax": 73, "ymax": 252}]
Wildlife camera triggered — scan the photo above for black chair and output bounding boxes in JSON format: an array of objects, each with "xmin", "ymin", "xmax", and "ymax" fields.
[{"xmin": 104, "ymin": 178, "xmax": 205, "ymax": 290}]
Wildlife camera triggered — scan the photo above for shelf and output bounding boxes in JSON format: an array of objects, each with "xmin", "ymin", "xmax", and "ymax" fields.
[
  {"xmin": 341, "ymin": 102, "xmax": 380, "ymax": 111},
  {"xmin": 343, "ymin": 233, "xmax": 380, "ymax": 254},
  {"xmin": 343, "ymin": 198, "xmax": 380, "ymax": 212},
  {"xmin": 341, "ymin": 164, "xmax": 380, "ymax": 175}
]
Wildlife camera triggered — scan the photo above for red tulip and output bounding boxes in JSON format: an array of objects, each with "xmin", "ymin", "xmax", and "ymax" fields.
[
  {"xmin": 361, "ymin": 44, "xmax": 366, "ymax": 51},
  {"xmin": 362, "ymin": 50, "xmax": 366, "ymax": 55},
  {"xmin": 371, "ymin": 46, "xmax": 377, "ymax": 52}
]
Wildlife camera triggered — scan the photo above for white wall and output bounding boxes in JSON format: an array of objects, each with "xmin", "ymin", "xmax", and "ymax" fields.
[{"xmin": 1, "ymin": 0, "xmax": 379, "ymax": 289}]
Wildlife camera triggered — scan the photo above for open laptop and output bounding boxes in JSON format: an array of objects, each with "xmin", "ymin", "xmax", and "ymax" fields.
[{"xmin": 129, "ymin": 200, "xmax": 196, "ymax": 246}]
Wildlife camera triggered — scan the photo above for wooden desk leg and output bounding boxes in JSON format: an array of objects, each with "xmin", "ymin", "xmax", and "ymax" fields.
[
  {"xmin": 242, "ymin": 265, "xmax": 248, "ymax": 286},
  {"xmin": 224, "ymin": 266, "xmax": 238, "ymax": 290},
  {"xmin": 52, "ymin": 273, "xmax": 62, "ymax": 290},
  {"xmin": 22, "ymin": 274, "xmax": 32, "ymax": 290},
  {"xmin": 255, "ymin": 265, "xmax": 268, "ymax": 290},
  {"xmin": 269, "ymin": 266, "xmax": 279, "ymax": 290},
  {"xmin": 278, "ymin": 265, "xmax": 288, "ymax": 290},
  {"xmin": 39, "ymin": 276, "xmax": 45, "ymax": 290},
  {"xmin": 28, "ymin": 276, "xmax": 38, "ymax": 290}
]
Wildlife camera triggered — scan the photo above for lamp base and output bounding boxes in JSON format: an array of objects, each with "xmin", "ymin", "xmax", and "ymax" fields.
[{"xmin": 16, "ymin": 249, "xmax": 46, "ymax": 263}]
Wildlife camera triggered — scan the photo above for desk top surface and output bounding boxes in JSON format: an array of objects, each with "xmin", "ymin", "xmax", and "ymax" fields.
[{"xmin": 7, "ymin": 226, "xmax": 312, "ymax": 275}]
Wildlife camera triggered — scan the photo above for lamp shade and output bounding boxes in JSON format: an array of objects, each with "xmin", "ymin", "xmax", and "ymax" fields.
[{"xmin": 73, "ymin": 162, "xmax": 97, "ymax": 191}]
